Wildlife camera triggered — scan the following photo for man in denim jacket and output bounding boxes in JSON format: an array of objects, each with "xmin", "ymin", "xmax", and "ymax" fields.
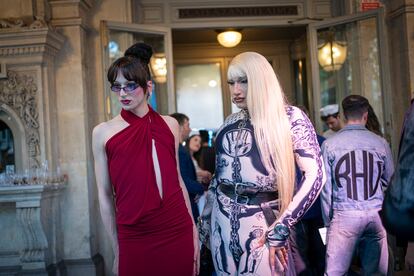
[{"xmin": 321, "ymin": 95, "xmax": 394, "ymax": 275}]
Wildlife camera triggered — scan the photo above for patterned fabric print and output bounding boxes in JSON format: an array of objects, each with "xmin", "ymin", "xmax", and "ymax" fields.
[
  {"xmin": 208, "ymin": 106, "xmax": 325, "ymax": 274},
  {"xmin": 214, "ymin": 109, "xmax": 276, "ymax": 192},
  {"xmin": 211, "ymin": 191, "xmax": 296, "ymax": 275},
  {"xmin": 267, "ymin": 106, "xmax": 325, "ymax": 247},
  {"xmin": 211, "ymin": 191, "xmax": 277, "ymax": 275},
  {"xmin": 213, "ymin": 109, "xmax": 277, "ymax": 269}
]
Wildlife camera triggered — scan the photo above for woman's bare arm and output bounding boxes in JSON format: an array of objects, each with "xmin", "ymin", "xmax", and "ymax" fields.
[{"xmin": 92, "ymin": 123, "xmax": 119, "ymax": 258}]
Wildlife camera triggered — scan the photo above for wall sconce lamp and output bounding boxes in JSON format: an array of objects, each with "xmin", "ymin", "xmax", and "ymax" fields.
[
  {"xmin": 216, "ymin": 30, "xmax": 242, "ymax": 48},
  {"xmin": 150, "ymin": 53, "xmax": 167, "ymax": 83},
  {"xmin": 317, "ymin": 30, "xmax": 347, "ymax": 72}
]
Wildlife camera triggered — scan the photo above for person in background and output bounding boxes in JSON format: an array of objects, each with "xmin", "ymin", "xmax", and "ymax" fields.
[
  {"xmin": 198, "ymin": 129, "xmax": 216, "ymax": 175},
  {"xmin": 320, "ymin": 104, "xmax": 344, "ymax": 138},
  {"xmin": 185, "ymin": 134, "xmax": 212, "ymax": 187},
  {"xmin": 365, "ymin": 103, "xmax": 383, "ymax": 137},
  {"xmin": 185, "ymin": 134, "xmax": 213, "ymax": 218},
  {"xmin": 382, "ymin": 99, "xmax": 414, "ymax": 271},
  {"xmin": 170, "ymin": 113, "xmax": 205, "ymax": 222},
  {"xmin": 92, "ymin": 43, "xmax": 198, "ymax": 275},
  {"xmin": 199, "ymin": 52, "xmax": 326, "ymax": 275},
  {"xmin": 193, "ymin": 132, "xmax": 217, "ymax": 276},
  {"xmin": 321, "ymin": 95, "xmax": 394, "ymax": 275}
]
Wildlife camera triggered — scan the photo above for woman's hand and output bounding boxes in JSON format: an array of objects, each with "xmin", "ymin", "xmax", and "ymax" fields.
[
  {"xmin": 193, "ymin": 224, "xmax": 200, "ymax": 275},
  {"xmin": 269, "ymin": 245, "xmax": 288, "ymax": 274},
  {"xmin": 254, "ymin": 233, "xmax": 288, "ymax": 275}
]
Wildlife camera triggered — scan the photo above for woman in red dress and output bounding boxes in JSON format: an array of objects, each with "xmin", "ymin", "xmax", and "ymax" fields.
[{"xmin": 92, "ymin": 43, "xmax": 199, "ymax": 275}]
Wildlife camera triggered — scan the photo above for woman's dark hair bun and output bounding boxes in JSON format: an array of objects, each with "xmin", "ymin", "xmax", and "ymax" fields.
[{"xmin": 124, "ymin": 43, "xmax": 153, "ymax": 65}]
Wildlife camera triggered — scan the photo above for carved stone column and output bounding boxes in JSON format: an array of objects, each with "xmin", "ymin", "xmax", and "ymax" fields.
[
  {"xmin": 0, "ymin": 182, "xmax": 66, "ymax": 275},
  {"xmin": 16, "ymin": 187, "xmax": 48, "ymax": 274},
  {"xmin": 49, "ymin": 1, "xmax": 104, "ymax": 275}
]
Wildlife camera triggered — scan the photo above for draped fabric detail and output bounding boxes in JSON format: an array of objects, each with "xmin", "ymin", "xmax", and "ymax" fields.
[
  {"xmin": 106, "ymin": 107, "xmax": 180, "ymax": 225},
  {"xmin": 105, "ymin": 106, "xmax": 193, "ymax": 275}
]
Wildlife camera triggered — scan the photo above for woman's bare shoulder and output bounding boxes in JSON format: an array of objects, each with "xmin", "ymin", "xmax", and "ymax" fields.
[
  {"xmin": 93, "ymin": 115, "xmax": 127, "ymax": 145},
  {"xmin": 160, "ymin": 115, "xmax": 179, "ymax": 136},
  {"xmin": 161, "ymin": 114, "xmax": 177, "ymax": 125}
]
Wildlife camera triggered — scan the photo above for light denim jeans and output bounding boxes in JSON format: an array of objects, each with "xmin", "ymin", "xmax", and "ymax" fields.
[{"xmin": 325, "ymin": 209, "xmax": 388, "ymax": 276}]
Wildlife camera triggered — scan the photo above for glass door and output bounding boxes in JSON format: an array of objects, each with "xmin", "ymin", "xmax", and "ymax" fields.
[
  {"xmin": 308, "ymin": 8, "xmax": 391, "ymax": 141},
  {"xmin": 175, "ymin": 60, "xmax": 225, "ymax": 131},
  {"xmin": 101, "ymin": 21, "xmax": 174, "ymax": 118}
]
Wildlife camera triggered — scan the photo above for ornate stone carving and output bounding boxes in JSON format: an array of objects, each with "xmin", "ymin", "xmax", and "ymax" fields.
[
  {"xmin": 29, "ymin": 16, "xmax": 49, "ymax": 29},
  {"xmin": 0, "ymin": 46, "xmax": 47, "ymax": 56},
  {"xmin": 0, "ymin": 71, "xmax": 40, "ymax": 168},
  {"xmin": 0, "ymin": 182, "xmax": 66, "ymax": 274},
  {"xmin": 0, "ymin": 27, "xmax": 64, "ymax": 58},
  {"xmin": 0, "ymin": 18, "xmax": 25, "ymax": 29},
  {"xmin": 17, "ymin": 204, "xmax": 48, "ymax": 264},
  {"xmin": 0, "ymin": 16, "xmax": 50, "ymax": 31}
]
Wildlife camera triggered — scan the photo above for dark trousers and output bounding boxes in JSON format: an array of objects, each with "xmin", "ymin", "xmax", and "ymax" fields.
[{"xmin": 289, "ymin": 218, "xmax": 326, "ymax": 276}]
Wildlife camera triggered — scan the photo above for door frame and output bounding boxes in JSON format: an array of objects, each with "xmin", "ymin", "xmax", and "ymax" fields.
[
  {"xmin": 100, "ymin": 20, "xmax": 175, "ymax": 117},
  {"xmin": 307, "ymin": 8, "xmax": 392, "ymax": 140}
]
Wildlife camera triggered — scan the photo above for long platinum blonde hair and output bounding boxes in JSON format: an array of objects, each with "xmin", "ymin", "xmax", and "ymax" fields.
[{"xmin": 228, "ymin": 52, "xmax": 295, "ymax": 212}]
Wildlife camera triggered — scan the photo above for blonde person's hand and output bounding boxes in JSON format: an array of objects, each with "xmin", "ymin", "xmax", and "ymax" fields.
[
  {"xmin": 193, "ymin": 224, "xmax": 200, "ymax": 275},
  {"xmin": 254, "ymin": 234, "xmax": 288, "ymax": 275},
  {"xmin": 269, "ymin": 245, "xmax": 288, "ymax": 274}
]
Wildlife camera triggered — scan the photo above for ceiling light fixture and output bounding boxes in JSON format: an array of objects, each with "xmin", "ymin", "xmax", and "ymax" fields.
[{"xmin": 217, "ymin": 30, "xmax": 242, "ymax": 48}]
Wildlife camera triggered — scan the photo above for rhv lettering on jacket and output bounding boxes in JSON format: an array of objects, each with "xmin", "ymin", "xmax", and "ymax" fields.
[{"xmin": 335, "ymin": 150, "xmax": 382, "ymax": 200}]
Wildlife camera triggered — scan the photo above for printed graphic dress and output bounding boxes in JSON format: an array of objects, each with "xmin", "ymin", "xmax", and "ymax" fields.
[
  {"xmin": 105, "ymin": 107, "xmax": 194, "ymax": 276},
  {"xmin": 203, "ymin": 106, "xmax": 325, "ymax": 276}
]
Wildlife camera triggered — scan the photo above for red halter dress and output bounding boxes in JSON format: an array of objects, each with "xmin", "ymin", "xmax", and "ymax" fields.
[{"xmin": 105, "ymin": 106, "xmax": 194, "ymax": 276}]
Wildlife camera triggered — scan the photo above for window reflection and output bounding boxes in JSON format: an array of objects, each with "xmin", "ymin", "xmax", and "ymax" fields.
[{"xmin": 176, "ymin": 63, "xmax": 223, "ymax": 130}]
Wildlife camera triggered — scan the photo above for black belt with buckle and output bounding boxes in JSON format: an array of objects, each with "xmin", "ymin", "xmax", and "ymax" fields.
[{"xmin": 218, "ymin": 183, "xmax": 278, "ymax": 206}]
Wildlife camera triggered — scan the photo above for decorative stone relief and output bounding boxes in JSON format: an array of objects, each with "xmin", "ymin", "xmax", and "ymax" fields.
[
  {"xmin": 0, "ymin": 18, "xmax": 25, "ymax": 29},
  {"xmin": 0, "ymin": 70, "xmax": 40, "ymax": 168},
  {"xmin": 29, "ymin": 16, "xmax": 49, "ymax": 29},
  {"xmin": 0, "ymin": 16, "xmax": 50, "ymax": 30},
  {"xmin": 0, "ymin": 182, "xmax": 66, "ymax": 274},
  {"xmin": 17, "ymin": 203, "xmax": 48, "ymax": 264}
]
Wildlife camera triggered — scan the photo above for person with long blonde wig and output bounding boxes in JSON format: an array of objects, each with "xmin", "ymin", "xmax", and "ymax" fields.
[{"xmin": 199, "ymin": 52, "xmax": 326, "ymax": 275}]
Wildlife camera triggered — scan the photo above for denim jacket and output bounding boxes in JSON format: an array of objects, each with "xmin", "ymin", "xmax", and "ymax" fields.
[{"xmin": 321, "ymin": 124, "xmax": 394, "ymax": 226}]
